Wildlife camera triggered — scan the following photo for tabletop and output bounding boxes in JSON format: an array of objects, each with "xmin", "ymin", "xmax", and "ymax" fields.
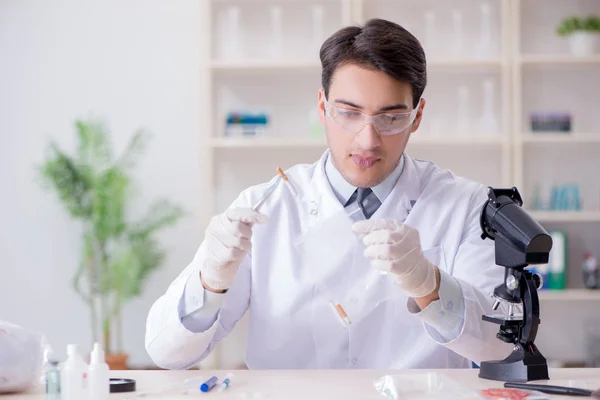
[{"xmin": 2, "ymin": 368, "xmax": 599, "ymax": 399}]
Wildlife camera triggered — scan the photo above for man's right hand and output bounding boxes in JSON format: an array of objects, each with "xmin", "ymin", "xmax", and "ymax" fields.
[{"xmin": 200, "ymin": 207, "xmax": 267, "ymax": 292}]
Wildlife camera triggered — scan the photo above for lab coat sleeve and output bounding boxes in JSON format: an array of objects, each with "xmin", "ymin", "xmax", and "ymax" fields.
[
  {"xmin": 145, "ymin": 195, "xmax": 255, "ymax": 370},
  {"xmin": 420, "ymin": 185, "xmax": 514, "ymax": 365},
  {"xmin": 179, "ymin": 264, "xmax": 226, "ymax": 328},
  {"xmin": 407, "ymin": 270, "xmax": 465, "ymax": 342}
]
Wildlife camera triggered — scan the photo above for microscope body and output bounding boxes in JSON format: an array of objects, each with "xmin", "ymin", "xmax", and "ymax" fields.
[{"xmin": 478, "ymin": 187, "xmax": 553, "ymax": 382}]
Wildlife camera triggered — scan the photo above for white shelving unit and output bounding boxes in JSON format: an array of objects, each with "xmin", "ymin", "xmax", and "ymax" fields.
[
  {"xmin": 201, "ymin": 0, "xmax": 600, "ymax": 367},
  {"xmin": 203, "ymin": 0, "xmax": 600, "ymax": 255},
  {"xmin": 204, "ymin": 0, "xmax": 518, "ymax": 223}
]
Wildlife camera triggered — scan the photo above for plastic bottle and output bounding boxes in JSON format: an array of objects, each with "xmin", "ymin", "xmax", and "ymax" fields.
[
  {"xmin": 60, "ymin": 344, "xmax": 88, "ymax": 400},
  {"xmin": 88, "ymin": 342, "xmax": 110, "ymax": 400}
]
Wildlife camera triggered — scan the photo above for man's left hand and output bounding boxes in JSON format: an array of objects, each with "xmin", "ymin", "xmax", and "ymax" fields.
[{"xmin": 352, "ymin": 219, "xmax": 438, "ymax": 299}]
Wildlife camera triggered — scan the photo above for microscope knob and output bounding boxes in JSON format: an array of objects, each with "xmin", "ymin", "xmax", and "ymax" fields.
[
  {"xmin": 532, "ymin": 273, "xmax": 543, "ymax": 290},
  {"xmin": 506, "ymin": 275, "xmax": 519, "ymax": 290}
]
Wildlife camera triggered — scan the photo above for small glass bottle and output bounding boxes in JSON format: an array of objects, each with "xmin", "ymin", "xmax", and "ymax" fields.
[
  {"xmin": 583, "ymin": 252, "xmax": 599, "ymax": 289},
  {"xmin": 451, "ymin": 10, "xmax": 463, "ymax": 57},
  {"xmin": 476, "ymin": 2, "xmax": 492, "ymax": 58},
  {"xmin": 477, "ymin": 78, "xmax": 500, "ymax": 135},
  {"xmin": 268, "ymin": 5, "xmax": 283, "ymax": 59},
  {"xmin": 45, "ymin": 360, "xmax": 61, "ymax": 400},
  {"xmin": 311, "ymin": 5, "xmax": 324, "ymax": 56},
  {"xmin": 456, "ymin": 85, "xmax": 470, "ymax": 135}
]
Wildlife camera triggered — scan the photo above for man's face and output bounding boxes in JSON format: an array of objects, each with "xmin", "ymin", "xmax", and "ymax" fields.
[{"xmin": 318, "ymin": 63, "xmax": 425, "ymax": 188}]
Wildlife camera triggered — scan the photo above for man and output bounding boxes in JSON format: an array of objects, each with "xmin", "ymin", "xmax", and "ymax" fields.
[{"xmin": 145, "ymin": 18, "xmax": 512, "ymax": 370}]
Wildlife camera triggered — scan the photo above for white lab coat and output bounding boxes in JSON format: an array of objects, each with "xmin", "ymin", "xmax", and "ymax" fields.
[{"xmin": 145, "ymin": 151, "xmax": 513, "ymax": 370}]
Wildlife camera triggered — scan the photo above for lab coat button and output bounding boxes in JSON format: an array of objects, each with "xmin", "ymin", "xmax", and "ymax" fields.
[
  {"xmin": 446, "ymin": 301, "xmax": 453, "ymax": 311},
  {"xmin": 310, "ymin": 209, "xmax": 318, "ymax": 216},
  {"xmin": 351, "ymin": 358, "xmax": 358, "ymax": 366}
]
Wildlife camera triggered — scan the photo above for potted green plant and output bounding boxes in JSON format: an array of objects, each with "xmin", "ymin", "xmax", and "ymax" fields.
[
  {"xmin": 37, "ymin": 118, "xmax": 184, "ymax": 369},
  {"xmin": 557, "ymin": 15, "xmax": 600, "ymax": 56}
]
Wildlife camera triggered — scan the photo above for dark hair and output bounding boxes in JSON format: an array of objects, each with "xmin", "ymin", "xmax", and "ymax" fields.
[{"xmin": 319, "ymin": 18, "xmax": 427, "ymax": 108}]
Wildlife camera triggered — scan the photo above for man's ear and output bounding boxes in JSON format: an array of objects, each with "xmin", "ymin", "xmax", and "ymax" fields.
[
  {"xmin": 317, "ymin": 88, "xmax": 327, "ymax": 125},
  {"xmin": 410, "ymin": 98, "xmax": 426, "ymax": 133}
]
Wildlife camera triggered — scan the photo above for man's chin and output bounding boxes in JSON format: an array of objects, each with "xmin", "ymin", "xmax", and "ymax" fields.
[{"xmin": 345, "ymin": 168, "xmax": 386, "ymax": 188}]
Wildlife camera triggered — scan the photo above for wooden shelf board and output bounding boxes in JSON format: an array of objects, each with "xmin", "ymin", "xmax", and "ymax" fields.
[
  {"xmin": 209, "ymin": 58, "xmax": 503, "ymax": 71},
  {"xmin": 520, "ymin": 55, "xmax": 600, "ymax": 65},
  {"xmin": 538, "ymin": 289, "xmax": 600, "ymax": 301},
  {"xmin": 522, "ymin": 133, "xmax": 600, "ymax": 143},
  {"xmin": 528, "ymin": 211, "xmax": 600, "ymax": 222}
]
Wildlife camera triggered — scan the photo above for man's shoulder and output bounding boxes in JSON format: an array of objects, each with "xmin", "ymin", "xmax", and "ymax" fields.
[{"xmin": 409, "ymin": 156, "xmax": 487, "ymax": 203}]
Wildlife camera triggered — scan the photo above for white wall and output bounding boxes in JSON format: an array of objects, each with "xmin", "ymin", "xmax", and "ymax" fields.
[
  {"xmin": 0, "ymin": 0, "xmax": 205, "ymax": 367},
  {"xmin": 1, "ymin": 0, "xmax": 599, "ymax": 372}
]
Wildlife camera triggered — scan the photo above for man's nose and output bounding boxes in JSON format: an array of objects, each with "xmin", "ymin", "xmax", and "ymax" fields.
[{"xmin": 354, "ymin": 122, "xmax": 382, "ymax": 150}]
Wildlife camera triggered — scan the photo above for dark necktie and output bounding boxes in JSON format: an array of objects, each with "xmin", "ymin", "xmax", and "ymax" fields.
[{"xmin": 345, "ymin": 188, "xmax": 382, "ymax": 219}]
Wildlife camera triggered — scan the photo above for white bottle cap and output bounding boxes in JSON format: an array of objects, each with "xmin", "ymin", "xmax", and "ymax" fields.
[
  {"xmin": 67, "ymin": 344, "xmax": 79, "ymax": 357},
  {"xmin": 91, "ymin": 342, "xmax": 105, "ymax": 364}
]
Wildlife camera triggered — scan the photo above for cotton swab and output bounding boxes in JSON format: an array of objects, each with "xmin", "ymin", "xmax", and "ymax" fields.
[{"xmin": 276, "ymin": 167, "xmax": 297, "ymax": 197}]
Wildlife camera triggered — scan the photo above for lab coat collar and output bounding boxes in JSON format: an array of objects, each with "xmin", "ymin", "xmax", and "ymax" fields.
[
  {"xmin": 324, "ymin": 152, "xmax": 405, "ymax": 206},
  {"xmin": 305, "ymin": 149, "xmax": 421, "ymax": 223}
]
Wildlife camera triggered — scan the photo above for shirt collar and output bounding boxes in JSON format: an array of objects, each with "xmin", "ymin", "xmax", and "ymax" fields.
[{"xmin": 324, "ymin": 152, "xmax": 405, "ymax": 205}]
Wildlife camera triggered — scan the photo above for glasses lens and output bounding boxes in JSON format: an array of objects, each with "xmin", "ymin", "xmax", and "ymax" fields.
[
  {"xmin": 374, "ymin": 113, "xmax": 414, "ymax": 135},
  {"xmin": 331, "ymin": 108, "xmax": 366, "ymax": 132}
]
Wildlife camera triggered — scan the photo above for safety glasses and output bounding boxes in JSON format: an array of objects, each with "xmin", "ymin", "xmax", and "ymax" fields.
[{"xmin": 323, "ymin": 96, "xmax": 421, "ymax": 136}]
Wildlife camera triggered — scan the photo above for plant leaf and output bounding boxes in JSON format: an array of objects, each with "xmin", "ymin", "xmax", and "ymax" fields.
[
  {"xmin": 128, "ymin": 199, "xmax": 185, "ymax": 240},
  {"xmin": 75, "ymin": 119, "xmax": 112, "ymax": 168},
  {"xmin": 92, "ymin": 167, "xmax": 129, "ymax": 242},
  {"xmin": 38, "ymin": 142, "xmax": 93, "ymax": 218},
  {"xmin": 115, "ymin": 129, "xmax": 151, "ymax": 170}
]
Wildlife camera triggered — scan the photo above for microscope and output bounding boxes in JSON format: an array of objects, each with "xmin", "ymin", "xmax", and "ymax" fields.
[{"xmin": 478, "ymin": 187, "xmax": 553, "ymax": 383}]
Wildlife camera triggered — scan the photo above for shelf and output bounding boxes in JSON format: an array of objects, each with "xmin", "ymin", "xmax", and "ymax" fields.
[
  {"xmin": 528, "ymin": 211, "xmax": 600, "ymax": 223},
  {"xmin": 211, "ymin": 135, "xmax": 505, "ymax": 148},
  {"xmin": 210, "ymin": 59, "xmax": 321, "ymax": 71},
  {"xmin": 538, "ymin": 289, "xmax": 600, "ymax": 301},
  {"xmin": 427, "ymin": 58, "xmax": 504, "ymax": 67},
  {"xmin": 410, "ymin": 135, "xmax": 505, "ymax": 145},
  {"xmin": 519, "ymin": 55, "xmax": 600, "ymax": 65},
  {"xmin": 522, "ymin": 133, "xmax": 600, "ymax": 144},
  {"xmin": 210, "ymin": 58, "xmax": 503, "ymax": 72},
  {"xmin": 211, "ymin": 137, "xmax": 327, "ymax": 148}
]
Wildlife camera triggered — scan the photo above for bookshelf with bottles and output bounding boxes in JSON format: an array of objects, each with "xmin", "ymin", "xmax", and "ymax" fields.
[{"xmin": 198, "ymin": 0, "xmax": 600, "ymax": 369}]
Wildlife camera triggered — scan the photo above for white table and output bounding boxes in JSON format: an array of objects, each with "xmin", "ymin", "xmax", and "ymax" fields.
[{"xmin": 3, "ymin": 368, "xmax": 599, "ymax": 399}]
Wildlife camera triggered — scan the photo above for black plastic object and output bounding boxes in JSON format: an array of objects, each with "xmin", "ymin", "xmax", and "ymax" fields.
[
  {"xmin": 478, "ymin": 186, "xmax": 553, "ymax": 383},
  {"xmin": 110, "ymin": 378, "xmax": 136, "ymax": 393}
]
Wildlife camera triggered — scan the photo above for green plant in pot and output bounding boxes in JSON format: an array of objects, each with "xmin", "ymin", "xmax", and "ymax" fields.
[
  {"xmin": 37, "ymin": 118, "xmax": 184, "ymax": 369},
  {"xmin": 557, "ymin": 15, "xmax": 600, "ymax": 56}
]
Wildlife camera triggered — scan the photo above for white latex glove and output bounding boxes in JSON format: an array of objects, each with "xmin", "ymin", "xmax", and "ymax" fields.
[
  {"xmin": 352, "ymin": 219, "xmax": 438, "ymax": 298},
  {"xmin": 200, "ymin": 207, "xmax": 267, "ymax": 291}
]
